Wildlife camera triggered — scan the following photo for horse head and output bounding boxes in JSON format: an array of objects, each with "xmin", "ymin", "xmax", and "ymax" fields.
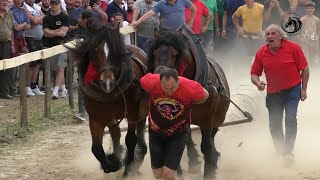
[{"xmin": 149, "ymin": 32, "xmax": 187, "ymax": 73}]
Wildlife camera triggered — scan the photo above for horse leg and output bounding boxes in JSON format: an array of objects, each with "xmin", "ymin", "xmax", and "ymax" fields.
[
  {"xmin": 90, "ymin": 119, "xmax": 122, "ymax": 173},
  {"xmin": 134, "ymin": 119, "xmax": 148, "ymax": 172},
  {"xmin": 211, "ymin": 128, "xmax": 220, "ymax": 159},
  {"xmin": 123, "ymin": 123, "xmax": 137, "ymax": 177},
  {"xmin": 107, "ymin": 123, "xmax": 123, "ymax": 160},
  {"xmin": 201, "ymin": 129, "xmax": 219, "ymax": 179},
  {"xmin": 186, "ymin": 130, "xmax": 201, "ymax": 173}
]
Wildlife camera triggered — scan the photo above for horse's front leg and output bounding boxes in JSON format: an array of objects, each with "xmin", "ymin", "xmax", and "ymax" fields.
[
  {"xmin": 123, "ymin": 123, "xmax": 137, "ymax": 177},
  {"xmin": 134, "ymin": 118, "xmax": 148, "ymax": 171},
  {"xmin": 184, "ymin": 129, "xmax": 201, "ymax": 174},
  {"xmin": 201, "ymin": 129, "xmax": 219, "ymax": 179},
  {"xmin": 89, "ymin": 118, "xmax": 122, "ymax": 173}
]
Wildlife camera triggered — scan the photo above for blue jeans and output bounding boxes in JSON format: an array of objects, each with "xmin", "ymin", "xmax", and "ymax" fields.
[
  {"xmin": 137, "ymin": 35, "xmax": 150, "ymax": 54},
  {"xmin": 266, "ymin": 84, "xmax": 301, "ymax": 155}
]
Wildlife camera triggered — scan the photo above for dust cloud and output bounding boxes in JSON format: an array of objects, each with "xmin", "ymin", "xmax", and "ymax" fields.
[{"xmin": 71, "ymin": 51, "xmax": 320, "ymax": 180}]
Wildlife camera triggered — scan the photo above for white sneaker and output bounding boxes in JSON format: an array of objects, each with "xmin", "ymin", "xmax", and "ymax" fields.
[
  {"xmin": 26, "ymin": 86, "xmax": 35, "ymax": 96},
  {"xmin": 52, "ymin": 93, "xmax": 59, "ymax": 100},
  {"xmin": 60, "ymin": 90, "xmax": 68, "ymax": 98},
  {"xmin": 32, "ymin": 85, "xmax": 45, "ymax": 96}
]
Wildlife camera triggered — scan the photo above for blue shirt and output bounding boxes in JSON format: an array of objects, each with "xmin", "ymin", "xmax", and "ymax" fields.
[
  {"xmin": 152, "ymin": 0, "xmax": 192, "ymax": 32},
  {"xmin": 106, "ymin": 1, "xmax": 127, "ymax": 21},
  {"xmin": 10, "ymin": 4, "xmax": 30, "ymax": 37},
  {"xmin": 224, "ymin": 0, "xmax": 244, "ymax": 31}
]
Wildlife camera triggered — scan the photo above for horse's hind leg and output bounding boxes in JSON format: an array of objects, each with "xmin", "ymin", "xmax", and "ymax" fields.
[
  {"xmin": 186, "ymin": 130, "xmax": 201, "ymax": 173},
  {"xmin": 201, "ymin": 129, "xmax": 219, "ymax": 179},
  {"xmin": 90, "ymin": 119, "xmax": 122, "ymax": 173},
  {"xmin": 107, "ymin": 123, "xmax": 123, "ymax": 159}
]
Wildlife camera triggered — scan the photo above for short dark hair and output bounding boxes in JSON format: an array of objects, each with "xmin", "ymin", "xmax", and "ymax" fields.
[
  {"xmin": 81, "ymin": 11, "xmax": 94, "ymax": 20},
  {"xmin": 160, "ymin": 68, "xmax": 179, "ymax": 82},
  {"xmin": 113, "ymin": 12, "xmax": 124, "ymax": 19},
  {"xmin": 306, "ymin": 2, "xmax": 316, "ymax": 8}
]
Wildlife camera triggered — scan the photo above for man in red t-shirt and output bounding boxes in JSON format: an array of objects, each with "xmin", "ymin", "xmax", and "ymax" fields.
[
  {"xmin": 140, "ymin": 67, "xmax": 209, "ymax": 180},
  {"xmin": 185, "ymin": 0, "xmax": 212, "ymax": 38},
  {"xmin": 251, "ymin": 24, "xmax": 310, "ymax": 164}
]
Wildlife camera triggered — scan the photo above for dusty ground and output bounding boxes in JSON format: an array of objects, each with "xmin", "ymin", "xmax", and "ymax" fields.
[{"xmin": 1, "ymin": 52, "xmax": 320, "ymax": 180}]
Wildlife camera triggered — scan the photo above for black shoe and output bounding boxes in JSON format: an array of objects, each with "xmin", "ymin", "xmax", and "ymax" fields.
[
  {"xmin": 0, "ymin": 94, "xmax": 14, "ymax": 99},
  {"xmin": 10, "ymin": 93, "xmax": 20, "ymax": 97}
]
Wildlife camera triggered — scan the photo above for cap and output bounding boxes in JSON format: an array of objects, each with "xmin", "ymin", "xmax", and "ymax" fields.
[{"xmin": 50, "ymin": 0, "xmax": 61, "ymax": 3}]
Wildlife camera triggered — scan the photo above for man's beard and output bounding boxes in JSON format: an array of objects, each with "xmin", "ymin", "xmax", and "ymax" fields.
[{"xmin": 42, "ymin": 4, "xmax": 50, "ymax": 8}]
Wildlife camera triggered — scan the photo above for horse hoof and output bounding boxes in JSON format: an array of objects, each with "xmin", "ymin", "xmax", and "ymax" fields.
[{"xmin": 103, "ymin": 154, "xmax": 122, "ymax": 173}]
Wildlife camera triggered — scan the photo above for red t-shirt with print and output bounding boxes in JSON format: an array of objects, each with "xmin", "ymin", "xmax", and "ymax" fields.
[
  {"xmin": 185, "ymin": 0, "xmax": 210, "ymax": 34},
  {"xmin": 140, "ymin": 73, "xmax": 205, "ymax": 136}
]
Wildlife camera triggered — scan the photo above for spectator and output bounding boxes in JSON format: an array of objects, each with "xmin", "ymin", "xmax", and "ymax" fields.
[
  {"xmin": 232, "ymin": 0, "xmax": 264, "ymax": 64},
  {"xmin": 79, "ymin": 0, "xmax": 108, "ymax": 23},
  {"xmin": 77, "ymin": 10, "xmax": 93, "ymax": 37},
  {"xmin": 185, "ymin": 0, "xmax": 212, "ymax": 46},
  {"xmin": 97, "ymin": 0, "xmax": 107, "ymax": 12},
  {"xmin": 251, "ymin": 24, "xmax": 309, "ymax": 164},
  {"xmin": 213, "ymin": 0, "xmax": 225, "ymax": 51},
  {"xmin": 23, "ymin": 0, "xmax": 46, "ymax": 96},
  {"xmin": 0, "ymin": 0, "xmax": 16, "ymax": 99},
  {"xmin": 299, "ymin": 1, "xmax": 320, "ymax": 64},
  {"xmin": 112, "ymin": 12, "xmax": 131, "ymax": 44},
  {"xmin": 43, "ymin": 0, "xmax": 69, "ymax": 99},
  {"xmin": 10, "ymin": 0, "xmax": 31, "ymax": 98},
  {"xmin": 291, "ymin": 0, "xmax": 310, "ymax": 16},
  {"xmin": 263, "ymin": 0, "xmax": 289, "ymax": 27},
  {"xmin": 39, "ymin": 0, "xmax": 51, "ymax": 15},
  {"xmin": 126, "ymin": 0, "xmax": 133, "ymax": 23},
  {"xmin": 131, "ymin": 0, "xmax": 197, "ymax": 33},
  {"xmin": 221, "ymin": 0, "xmax": 244, "ymax": 53},
  {"xmin": 202, "ymin": 0, "xmax": 219, "ymax": 50},
  {"xmin": 74, "ymin": 0, "xmax": 81, "ymax": 8},
  {"xmin": 106, "ymin": 0, "xmax": 127, "ymax": 22},
  {"xmin": 132, "ymin": 0, "xmax": 159, "ymax": 53},
  {"xmin": 66, "ymin": 0, "xmax": 82, "ymax": 39}
]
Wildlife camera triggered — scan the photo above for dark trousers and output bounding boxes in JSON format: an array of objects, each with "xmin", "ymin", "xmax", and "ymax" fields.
[
  {"xmin": 266, "ymin": 84, "xmax": 301, "ymax": 155},
  {"xmin": 0, "ymin": 41, "xmax": 18, "ymax": 96},
  {"xmin": 77, "ymin": 71, "xmax": 85, "ymax": 114}
]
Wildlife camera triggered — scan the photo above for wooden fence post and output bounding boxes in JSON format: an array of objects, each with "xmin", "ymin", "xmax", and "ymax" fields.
[
  {"xmin": 19, "ymin": 64, "xmax": 28, "ymax": 127},
  {"xmin": 67, "ymin": 55, "xmax": 74, "ymax": 109},
  {"xmin": 44, "ymin": 59, "xmax": 51, "ymax": 118}
]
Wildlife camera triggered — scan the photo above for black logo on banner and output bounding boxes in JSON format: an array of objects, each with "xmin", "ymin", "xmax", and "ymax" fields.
[{"xmin": 281, "ymin": 13, "xmax": 302, "ymax": 36}]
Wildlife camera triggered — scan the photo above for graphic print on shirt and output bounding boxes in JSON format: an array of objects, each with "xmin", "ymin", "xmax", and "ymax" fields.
[{"xmin": 154, "ymin": 96, "xmax": 185, "ymax": 121}]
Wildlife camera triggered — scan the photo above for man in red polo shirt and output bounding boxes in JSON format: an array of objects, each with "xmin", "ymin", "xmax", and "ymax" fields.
[
  {"xmin": 251, "ymin": 24, "xmax": 309, "ymax": 164},
  {"xmin": 185, "ymin": 0, "xmax": 212, "ymax": 39}
]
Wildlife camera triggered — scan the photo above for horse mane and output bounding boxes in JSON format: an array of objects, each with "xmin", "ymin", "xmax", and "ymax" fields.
[
  {"xmin": 68, "ymin": 18, "xmax": 127, "ymax": 76},
  {"xmin": 148, "ymin": 32, "xmax": 188, "ymax": 72}
]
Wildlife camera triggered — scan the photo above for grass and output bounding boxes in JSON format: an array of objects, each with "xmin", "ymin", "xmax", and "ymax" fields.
[{"xmin": 0, "ymin": 100, "xmax": 76, "ymax": 147}]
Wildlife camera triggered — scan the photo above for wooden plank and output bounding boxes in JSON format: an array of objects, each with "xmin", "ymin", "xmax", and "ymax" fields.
[
  {"xmin": 19, "ymin": 64, "xmax": 28, "ymax": 127},
  {"xmin": 120, "ymin": 26, "xmax": 136, "ymax": 34}
]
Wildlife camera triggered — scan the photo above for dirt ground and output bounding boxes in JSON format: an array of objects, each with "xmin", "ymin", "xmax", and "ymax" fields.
[{"xmin": 1, "ymin": 51, "xmax": 320, "ymax": 180}]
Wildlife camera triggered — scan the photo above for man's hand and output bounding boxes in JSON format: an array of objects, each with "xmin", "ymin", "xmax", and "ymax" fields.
[
  {"xmin": 201, "ymin": 25, "xmax": 208, "ymax": 33},
  {"xmin": 238, "ymin": 27, "xmax": 245, "ymax": 36},
  {"xmin": 11, "ymin": 43, "xmax": 15, "ymax": 54},
  {"xmin": 131, "ymin": 21, "xmax": 139, "ymax": 28},
  {"xmin": 92, "ymin": 4, "xmax": 100, "ymax": 12},
  {"xmin": 256, "ymin": 81, "xmax": 267, "ymax": 91},
  {"xmin": 187, "ymin": 22, "xmax": 193, "ymax": 29},
  {"xmin": 222, "ymin": 29, "xmax": 227, "ymax": 38},
  {"xmin": 301, "ymin": 89, "xmax": 307, "ymax": 101}
]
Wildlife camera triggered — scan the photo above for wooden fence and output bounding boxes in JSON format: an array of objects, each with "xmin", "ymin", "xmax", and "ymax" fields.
[{"xmin": 0, "ymin": 26, "xmax": 135, "ymax": 127}]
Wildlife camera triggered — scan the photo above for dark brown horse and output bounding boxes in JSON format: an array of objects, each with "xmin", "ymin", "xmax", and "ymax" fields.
[
  {"xmin": 149, "ymin": 27, "xmax": 230, "ymax": 179},
  {"xmin": 68, "ymin": 23, "xmax": 148, "ymax": 177}
]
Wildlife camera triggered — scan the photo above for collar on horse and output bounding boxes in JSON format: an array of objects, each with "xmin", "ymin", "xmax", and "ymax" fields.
[{"xmin": 176, "ymin": 24, "xmax": 210, "ymax": 88}]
